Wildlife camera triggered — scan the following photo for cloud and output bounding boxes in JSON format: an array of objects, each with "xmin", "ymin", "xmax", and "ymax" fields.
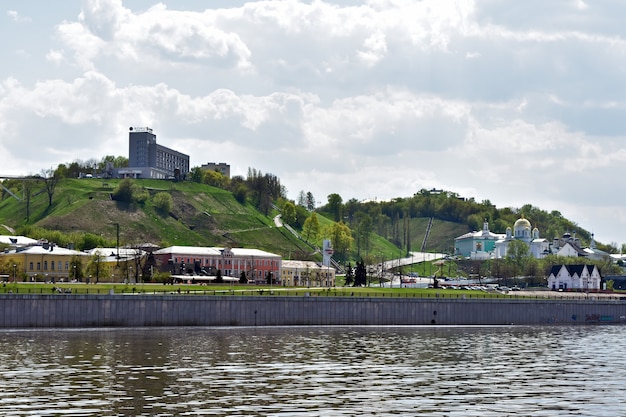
[
  {"xmin": 57, "ymin": 1, "xmax": 252, "ymax": 72},
  {"xmin": 46, "ymin": 49, "xmax": 64, "ymax": 64},
  {"xmin": 4, "ymin": 0, "xmax": 626, "ymax": 245},
  {"xmin": 7, "ymin": 10, "xmax": 31, "ymax": 23}
]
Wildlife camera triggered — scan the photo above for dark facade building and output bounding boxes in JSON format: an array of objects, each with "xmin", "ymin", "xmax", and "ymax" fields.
[{"xmin": 119, "ymin": 127, "xmax": 190, "ymax": 179}]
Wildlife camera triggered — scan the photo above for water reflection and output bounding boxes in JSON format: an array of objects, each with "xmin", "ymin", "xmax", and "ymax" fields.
[{"xmin": 0, "ymin": 326, "xmax": 623, "ymax": 415}]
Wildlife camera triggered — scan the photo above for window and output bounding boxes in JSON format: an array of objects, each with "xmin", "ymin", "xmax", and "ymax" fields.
[
  {"xmin": 37, "ymin": 262, "xmax": 41, "ymax": 271},
  {"xmin": 51, "ymin": 261, "xmax": 55, "ymax": 271},
  {"xmin": 29, "ymin": 262, "xmax": 34, "ymax": 271},
  {"xmin": 44, "ymin": 261, "xmax": 48, "ymax": 271}
]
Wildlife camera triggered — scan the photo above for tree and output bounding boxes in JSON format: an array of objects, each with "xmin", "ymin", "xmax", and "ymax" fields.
[
  {"xmin": 189, "ymin": 166, "xmax": 203, "ymax": 183},
  {"xmin": 354, "ymin": 260, "xmax": 367, "ymax": 286},
  {"xmin": 306, "ymin": 192, "xmax": 316, "ymax": 211},
  {"xmin": 344, "ymin": 263, "xmax": 354, "ymax": 286},
  {"xmin": 215, "ymin": 269, "xmax": 223, "ymax": 283},
  {"xmin": 153, "ymin": 192, "xmax": 173, "ymax": 214},
  {"xmin": 239, "ymin": 271, "xmax": 248, "ymax": 284},
  {"xmin": 112, "ymin": 178, "xmax": 135, "ymax": 203},
  {"xmin": 297, "ymin": 190, "xmax": 307, "ymax": 207},
  {"xmin": 232, "ymin": 183, "xmax": 247, "ymax": 204},
  {"xmin": 302, "ymin": 213, "xmax": 320, "ymax": 243},
  {"xmin": 327, "ymin": 193, "xmax": 343, "ymax": 221},
  {"xmin": 85, "ymin": 250, "xmax": 109, "ymax": 283},
  {"xmin": 22, "ymin": 179, "xmax": 36, "ymax": 223},
  {"xmin": 506, "ymin": 240, "xmax": 531, "ymax": 277},
  {"xmin": 69, "ymin": 255, "xmax": 83, "ymax": 282},
  {"xmin": 203, "ymin": 170, "xmax": 228, "ymax": 188},
  {"xmin": 41, "ymin": 168, "xmax": 60, "ymax": 208},
  {"xmin": 355, "ymin": 213, "xmax": 373, "ymax": 257},
  {"xmin": 281, "ymin": 201, "xmax": 297, "ymax": 225},
  {"xmin": 324, "ymin": 221, "xmax": 353, "ymax": 262}
]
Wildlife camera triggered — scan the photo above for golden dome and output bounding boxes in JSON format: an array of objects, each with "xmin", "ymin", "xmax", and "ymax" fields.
[{"xmin": 514, "ymin": 217, "xmax": 531, "ymax": 229}]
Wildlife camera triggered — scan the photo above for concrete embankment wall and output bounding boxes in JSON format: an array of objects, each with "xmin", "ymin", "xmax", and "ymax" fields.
[{"xmin": 1, "ymin": 294, "xmax": 625, "ymax": 327}]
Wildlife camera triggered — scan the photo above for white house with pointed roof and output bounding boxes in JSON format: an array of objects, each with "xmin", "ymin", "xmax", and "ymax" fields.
[{"xmin": 548, "ymin": 264, "xmax": 601, "ymax": 291}]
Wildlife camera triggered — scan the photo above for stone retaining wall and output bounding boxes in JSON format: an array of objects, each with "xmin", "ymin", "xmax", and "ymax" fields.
[{"xmin": 0, "ymin": 294, "xmax": 625, "ymax": 327}]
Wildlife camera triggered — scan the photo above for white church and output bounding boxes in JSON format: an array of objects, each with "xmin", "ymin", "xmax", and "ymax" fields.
[
  {"xmin": 455, "ymin": 216, "xmax": 608, "ymax": 261},
  {"xmin": 493, "ymin": 217, "xmax": 550, "ymax": 259}
]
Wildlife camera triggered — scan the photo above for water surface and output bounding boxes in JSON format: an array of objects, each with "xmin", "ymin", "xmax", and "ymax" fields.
[{"xmin": 0, "ymin": 326, "xmax": 622, "ymax": 416}]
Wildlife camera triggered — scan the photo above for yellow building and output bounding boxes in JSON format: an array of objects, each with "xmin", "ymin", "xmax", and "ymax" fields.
[
  {"xmin": 280, "ymin": 260, "xmax": 335, "ymax": 287},
  {"xmin": 1, "ymin": 244, "xmax": 89, "ymax": 282}
]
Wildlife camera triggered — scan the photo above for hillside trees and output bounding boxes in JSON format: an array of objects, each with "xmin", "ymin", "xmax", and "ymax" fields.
[
  {"xmin": 246, "ymin": 168, "xmax": 286, "ymax": 215},
  {"xmin": 22, "ymin": 178, "xmax": 36, "ymax": 222},
  {"xmin": 296, "ymin": 191, "xmax": 316, "ymax": 211},
  {"xmin": 302, "ymin": 213, "xmax": 320, "ymax": 243},
  {"xmin": 306, "ymin": 192, "xmax": 316, "ymax": 211},
  {"xmin": 325, "ymin": 221, "xmax": 353, "ymax": 262},
  {"xmin": 281, "ymin": 201, "xmax": 297, "ymax": 226},
  {"xmin": 53, "ymin": 156, "xmax": 128, "ymax": 179},
  {"xmin": 41, "ymin": 168, "xmax": 60, "ymax": 208},
  {"xmin": 326, "ymin": 193, "xmax": 343, "ymax": 221},
  {"xmin": 354, "ymin": 213, "xmax": 373, "ymax": 258}
]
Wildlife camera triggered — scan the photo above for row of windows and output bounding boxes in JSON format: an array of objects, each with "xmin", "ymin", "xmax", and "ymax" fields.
[
  {"xmin": 29, "ymin": 261, "xmax": 70, "ymax": 272},
  {"xmin": 174, "ymin": 257, "xmax": 279, "ymax": 267}
]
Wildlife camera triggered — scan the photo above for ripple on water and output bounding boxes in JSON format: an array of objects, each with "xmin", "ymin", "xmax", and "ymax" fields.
[{"xmin": 0, "ymin": 326, "xmax": 625, "ymax": 415}]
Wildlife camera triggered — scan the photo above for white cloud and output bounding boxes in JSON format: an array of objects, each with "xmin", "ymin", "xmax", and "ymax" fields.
[
  {"xmin": 46, "ymin": 49, "xmax": 64, "ymax": 64},
  {"xmin": 3, "ymin": 0, "xmax": 626, "ymax": 245},
  {"xmin": 7, "ymin": 10, "xmax": 31, "ymax": 23}
]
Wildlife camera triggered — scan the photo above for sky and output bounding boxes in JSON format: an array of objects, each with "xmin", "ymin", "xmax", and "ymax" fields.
[{"xmin": 2, "ymin": 0, "xmax": 626, "ymax": 246}]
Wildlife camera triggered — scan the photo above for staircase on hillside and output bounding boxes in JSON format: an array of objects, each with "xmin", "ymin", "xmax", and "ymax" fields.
[{"xmin": 420, "ymin": 217, "xmax": 434, "ymax": 252}]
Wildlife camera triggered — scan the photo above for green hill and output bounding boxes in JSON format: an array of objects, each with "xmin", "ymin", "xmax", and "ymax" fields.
[
  {"xmin": 2, "ymin": 178, "xmax": 609, "ymax": 265},
  {"xmin": 0, "ymin": 178, "xmax": 313, "ymax": 258}
]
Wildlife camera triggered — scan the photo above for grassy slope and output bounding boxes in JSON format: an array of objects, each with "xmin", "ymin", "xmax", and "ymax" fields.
[
  {"xmin": 0, "ymin": 178, "xmax": 469, "ymax": 260},
  {"xmin": 0, "ymin": 179, "xmax": 305, "ymax": 257}
]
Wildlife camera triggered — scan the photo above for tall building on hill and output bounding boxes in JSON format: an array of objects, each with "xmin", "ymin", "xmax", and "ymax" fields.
[{"xmin": 118, "ymin": 127, "xmax": 190, "ymax": 180}]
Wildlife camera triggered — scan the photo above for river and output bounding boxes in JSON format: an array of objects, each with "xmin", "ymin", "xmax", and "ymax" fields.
[{"xmin": 0, "ymin": 325, "xmax": 622, "ymax": 416}]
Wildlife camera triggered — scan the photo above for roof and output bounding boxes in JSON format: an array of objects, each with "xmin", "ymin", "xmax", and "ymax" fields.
[
  {"xmin": 557, "ymin": 242, "xmax": 588, "ymax": 257},
  {"xmin": 282, "ymin": 260, "xmax": 326, "ymax": 270},
  {"xmin": 154, "ymin": 246, "xmax": 281, "ymax": 258},
  {"xmin": 86, "ymin": 247, "xmax": 145, "ymax": 262},
  {"xmin": 455, "ymin": 231, "xmax": 505, "ymax": 240},
  {"xmin": 10, "ymin": 245, "xmax": 88, "ymax": 256},
  {"xmin": 549, "ymin": 264, "xmax": 598, "ymax": 277},
  {"xmin": 0, "ymin": 235, "xmax": 39, "ymax": 246}
]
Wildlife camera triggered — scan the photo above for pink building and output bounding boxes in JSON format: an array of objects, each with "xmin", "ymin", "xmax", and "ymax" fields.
[{"xmin": 153, "ymin": 246, "xmax": 281, "ymax": 283}]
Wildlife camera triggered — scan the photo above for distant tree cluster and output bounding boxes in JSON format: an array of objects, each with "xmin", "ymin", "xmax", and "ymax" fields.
[
  {"xmin": 54, "ymin": 155, "xmax": 129, "ymax": 179},
  {"xmin": 187, "ymin": 166, "xmax": 286, "ymax": 215},
  {"xmin": 314, "ymin": 189, "xmax": 612, "ymax": 254}
]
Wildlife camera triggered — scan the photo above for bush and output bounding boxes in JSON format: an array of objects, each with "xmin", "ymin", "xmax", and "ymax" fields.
[{"xmin": 153, "ymin": 192, "xmax": 173, "ymax": 214}]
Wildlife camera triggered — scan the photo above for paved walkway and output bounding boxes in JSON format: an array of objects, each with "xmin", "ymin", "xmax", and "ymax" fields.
[{"xmin": 381, "ymin": 252, "xmax": 447, "ymax": 270}]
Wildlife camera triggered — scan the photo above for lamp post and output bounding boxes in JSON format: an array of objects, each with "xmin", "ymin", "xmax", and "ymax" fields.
[
  {"xmin": 73, "ymin": 264, "xmax": 77, "ymax": 282},
  {"xmin": 13, "ymin": 264, "xmax": 16, "ymax": 283}
]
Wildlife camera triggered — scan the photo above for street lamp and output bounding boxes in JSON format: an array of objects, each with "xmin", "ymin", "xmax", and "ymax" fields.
[
  {"xmin": 73, "ymin": 264, "xmax": 77, "ymax": 282},
  {"xmin": 13, "ymin": 264, "xmax": 16, "ymax": 283}
]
